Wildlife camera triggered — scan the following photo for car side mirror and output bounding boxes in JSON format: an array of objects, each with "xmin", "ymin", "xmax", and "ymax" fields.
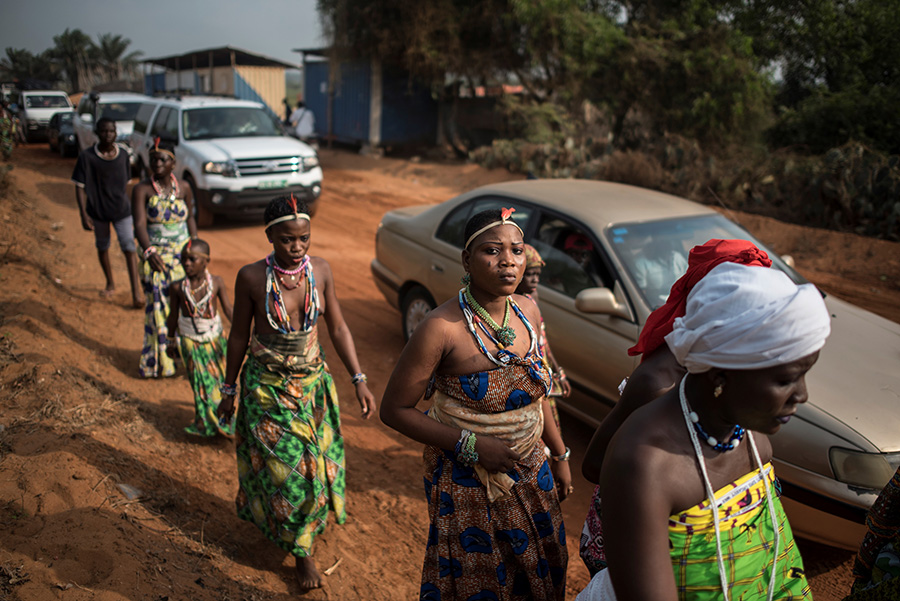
[
  {"xmin": 574, "ymin": 287, "xmax": 632, "ymax": 320},
  {"xmin": 81, "ymin": 113, "xmax": 93, "ymax": 123},
  {"xmin": 781, "ymin": 254, "xmax": 795, "ymax": 268}
]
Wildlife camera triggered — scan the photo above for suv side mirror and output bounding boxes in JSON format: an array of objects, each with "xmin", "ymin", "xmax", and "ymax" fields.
[{"xmin": 575, "ymin": 287, "xmax": 632, "ymax": 320}]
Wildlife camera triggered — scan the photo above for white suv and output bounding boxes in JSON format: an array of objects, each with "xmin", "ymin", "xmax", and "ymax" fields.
[
  {"xmin": 18, "ymin": 90, "xmax": 73, "ymax": 143},
  {"xmin": 73, "ymin": 91, "xmax": 149, "ymax": 174},
  {"xmin": 130, "ymin": 96, "xmax": 322, "ymax": 227}
]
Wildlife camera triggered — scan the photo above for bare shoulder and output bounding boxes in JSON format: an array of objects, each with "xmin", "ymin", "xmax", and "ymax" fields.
[
  {"xmin": 512, "ymin": 292, "xmax": 541, "ymax": 322},
  {"xmin": 309, "ymin": 255, "xmax": 332, "ymax": 278},
  {"xmin": 236, "ymin": 259, "xmax": 266, "ymax": 286},
  {"xmin": 211, "ymin": 273, "xmax": 227, "ymax": 289}
]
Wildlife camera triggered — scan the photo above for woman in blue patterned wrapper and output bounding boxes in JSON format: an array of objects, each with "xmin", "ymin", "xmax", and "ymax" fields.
[
  {"xmin": 381, "ymin": 208, "xmax": 571, "ymax": 601},
  {"xmin": 132, "ymin": 139, "xmax": 196, "ymax": 378}
]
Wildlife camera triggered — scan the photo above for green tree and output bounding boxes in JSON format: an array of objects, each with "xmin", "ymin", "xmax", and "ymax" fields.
[
  {"xmin": 51, "ymin": 28, "xmax": 95, "ymax": 92},
  {"xmin": 0, "ymin": 48, "xmax": 60, "ymax": 85},
  {"xmin": 95, "ymin": 33, "xmax": 143, "ymax": 81}
]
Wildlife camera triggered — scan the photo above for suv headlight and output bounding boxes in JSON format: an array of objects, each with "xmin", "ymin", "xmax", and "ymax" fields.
[
  {"xmin": 301, "ymin": 155, "xmax": 319, "ymax": 171},
  {"xmin": 203, "ymin": 161, "xmax": 238, "ymax": 177},
  {"xmin": 830, "ymin": 448, "xmax": 900, "ymax": 490}
]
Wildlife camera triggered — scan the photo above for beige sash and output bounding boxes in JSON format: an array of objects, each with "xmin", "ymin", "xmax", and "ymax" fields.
[{"xmin": 428, "ymin": 389, "xmax": 544, "ymax": 503}]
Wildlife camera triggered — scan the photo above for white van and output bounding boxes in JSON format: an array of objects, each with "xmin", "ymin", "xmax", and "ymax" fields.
[
  {"xmin": 73, "ymin": 91, "xmax": 149, "ymax": 174},
  {"xmin": 129, "ymin": 96, "xmax": 322, "ymax": 227},
  {"xmin": 19, "ymin": 90, "xmax": 73, "ymax": 143}
]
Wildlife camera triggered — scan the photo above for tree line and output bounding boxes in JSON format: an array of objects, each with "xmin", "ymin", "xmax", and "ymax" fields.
[
  {"xmin": 1, "ymin": 29, "xmax": 142, "ymax": 93},
  {"xmin": 317, "ymin": 0, "xmax": 900, "ymax": 157}
]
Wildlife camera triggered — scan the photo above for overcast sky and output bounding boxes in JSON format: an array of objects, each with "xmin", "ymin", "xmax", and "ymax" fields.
[{"xmin": 0, "ymin": 0, "xmax": 324, "ymax": 67}]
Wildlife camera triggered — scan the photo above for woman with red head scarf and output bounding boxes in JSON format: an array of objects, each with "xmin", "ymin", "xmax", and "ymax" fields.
[{"xmin": 578, "ymin": 239, "xmax": 772, "ymax": 575}]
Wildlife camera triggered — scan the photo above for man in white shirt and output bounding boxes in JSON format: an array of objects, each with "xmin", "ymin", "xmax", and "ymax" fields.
[{"xmin": 289, "ymin": 101, "xmax": 316, "ymax": 142}]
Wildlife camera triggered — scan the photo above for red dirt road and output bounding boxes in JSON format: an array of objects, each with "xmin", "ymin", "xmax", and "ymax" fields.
[{"xmin": 1, "ymin": 143, "xmax": 898, "ymax": 600}]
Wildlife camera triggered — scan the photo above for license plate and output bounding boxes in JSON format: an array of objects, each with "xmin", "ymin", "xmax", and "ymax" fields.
[{"xmin": 259, "ymin": 179, "xmax": 288, "ymax": 190}]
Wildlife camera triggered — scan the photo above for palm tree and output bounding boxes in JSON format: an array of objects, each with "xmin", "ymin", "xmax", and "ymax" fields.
[
  {"xmin": 51, "ymin": 28, "xmax": 95, "ymax": 92},
  {"xmin": 0, "ymin": 48, "xmax": 60, "ymax": 86},
  {"xmin": 95, "ymin": 33, "xmax": 143, "ymax": 82}
]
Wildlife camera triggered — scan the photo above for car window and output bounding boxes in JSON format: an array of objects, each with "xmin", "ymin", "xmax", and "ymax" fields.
[
  {"xmin": 25, "ymin": 95, "xmax": 69, "ymax": 108},
  {"xmin": 133, "ymin": 103, "xmax": 156, "ymax": 134},
  {"xmin": 533, "ymin": 213, "xmax": 613, "ymax": 298},
  {"xmin": 435, "ymin": 196, "xmax": 533, "ymax": 248},
  {"xmin": 182, "ymin": 107, "xmax": 281, "ymax": 140},
  {"xmin": 99, "ymin": 102, "xmax": 141, "ymax": 121},
  {"xmin": 150, "ymin": 107, "xmax": 173, "ymax": 140},
  {"xmin": 607, "ymin": 213, "xmax": 806, "ymax": 310}
]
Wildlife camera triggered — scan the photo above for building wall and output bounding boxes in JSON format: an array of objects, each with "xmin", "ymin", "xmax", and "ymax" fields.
[{"xmin": 234, "ymin": 65, "xmax": 285, "ymax": 116}]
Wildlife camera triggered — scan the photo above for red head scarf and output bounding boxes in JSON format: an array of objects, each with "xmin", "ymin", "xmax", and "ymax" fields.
[{"xmin": 627, "ymin": 239, "xmax": 772, "ymax": 358}]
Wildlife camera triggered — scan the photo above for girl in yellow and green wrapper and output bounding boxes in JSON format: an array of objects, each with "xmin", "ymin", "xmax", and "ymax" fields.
[
  {"xmin": 217, "ymin": 195, "xmax": 376, "ymax": 593},
  {"xmin": 132, "ymin": 139, "xmax": 197, "ymax": 378},
  {"xmin": 165, "ymin": 238, "xmax": 234, "ymax": 436}
]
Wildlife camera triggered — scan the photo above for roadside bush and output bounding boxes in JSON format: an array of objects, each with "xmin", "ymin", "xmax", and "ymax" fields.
[{"xmin": 470, "ymin": 137, "xmax": 900, "ymax": 241}]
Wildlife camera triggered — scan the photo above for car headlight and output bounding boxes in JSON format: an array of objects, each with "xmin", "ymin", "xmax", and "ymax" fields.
[
  {"xmin": 302, "ymin": 155, "xmax": 319, "ymax": 171},
  {"xmin": 203, "ymin": 161, "xmax": 238, "ymax": 177},
  {"xmin": 830, "ymin": 448, "xmax": 900, "ymax": 490}
]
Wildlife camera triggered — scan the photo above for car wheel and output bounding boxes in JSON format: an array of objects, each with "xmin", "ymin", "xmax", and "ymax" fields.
[
  {"xmin": 186, "ymin": 177, "xmax": 214, "ymax": 229},
  {"xmin": 400, "ymin": 286, "xmax": 436, "ymax": 341}
]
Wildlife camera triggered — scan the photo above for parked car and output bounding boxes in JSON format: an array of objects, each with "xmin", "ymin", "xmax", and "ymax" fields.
[
  {"xmin": 73, "ymin": 91, "xmax": 148, "ymax": 174},
  {"xmin": 18, "ymin": 90, "xmax": 73, "ymax": 143},
  {"xmin": 47, "ymin": 110, "xmax": 78, "ymax": 157},
  {"xmin": 371, "ymin": 179, "xmax": 900, "ymax": 550},
  {"xmin": 129, "ymin": 96, "xmax": 322, "ymax": 227}
]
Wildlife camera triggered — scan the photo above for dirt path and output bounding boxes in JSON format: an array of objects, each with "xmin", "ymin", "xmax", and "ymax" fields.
[{"xmin": 1, "ymin": 144, "xmax": 897, "ymax": 600}]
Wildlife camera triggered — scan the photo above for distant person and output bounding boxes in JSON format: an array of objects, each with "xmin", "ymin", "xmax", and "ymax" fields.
[
  {"xmin": 282, "ymin": 98, "xmax": 292, "ymax": 125},
  {"xmin": 579, "ymin": 262, "xmax": 829, "ymax": 600},
  {"xmin": 516, "ymin": 244, "xmax": 572, "ymax": 433},
  {"xmin": 71, "ymin": 117, "xmax": 143, "ymax": 307},
  {"xmin": 216, "ymin": 194, "xmax": 375, "ymax": 592},
  {"xmin": 564, "ymin": 232, "xmax": 594, "ymax": 271},
  {"xmin": 132, "ymin": 139, "xmax": 197, "ymax": 378},
  {"xmin": 290, "ymin": 101, "xmax": 316, "ymax": 142},
  {"xmin": 165, "ymin": 238, "xmax": 234, "ymax": 437},
  {"xmin": 845, "ymin": 465, "xmax": 900, "ymax": 600},
  {"xmin": 0, "ymin": 101, "xmax": 14, "ymax": 160}
]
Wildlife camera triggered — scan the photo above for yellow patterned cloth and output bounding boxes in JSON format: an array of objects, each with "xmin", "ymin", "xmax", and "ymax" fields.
[
  {"xmin": 669, "ymin": 463, "xmax": 811, "ymax": 600},
  {"xmin": 139, "ymin": 193, "xmax": 189, "ymax": 378}
]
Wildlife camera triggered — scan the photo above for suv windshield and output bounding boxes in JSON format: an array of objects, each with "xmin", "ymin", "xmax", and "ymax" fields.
[
  {"xmin": 183, "ymin": 107, "xmax": 282, "ymax": 140},
  {"xmin": 25, "ymin": 95, "xmax": 69, "ymax": 108},
  {"xmin": 100, "ymin": 102, "xmax": 142, "ymax": 121}
]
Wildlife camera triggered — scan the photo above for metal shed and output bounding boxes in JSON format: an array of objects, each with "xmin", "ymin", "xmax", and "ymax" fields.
[
  {"xmin": 295, "ymin": 48, "xmax": 438, "ymax": 147},
  {"xmin": 142, "ymin": 46, "xmax": 297, "ymax": 118}
]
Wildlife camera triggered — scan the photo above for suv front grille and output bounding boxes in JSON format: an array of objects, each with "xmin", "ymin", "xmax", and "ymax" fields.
[{"xmin": 235, "ymin": 156, "xmax": 302, "ymax": 176}]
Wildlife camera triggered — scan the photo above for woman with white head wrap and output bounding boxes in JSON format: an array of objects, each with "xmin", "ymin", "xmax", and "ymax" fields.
[{"xmin": 580, "ymin": 262, "xmax": 830, "ymax": 601}]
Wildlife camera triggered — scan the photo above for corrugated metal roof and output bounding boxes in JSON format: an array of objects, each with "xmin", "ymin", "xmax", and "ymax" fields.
[{"xmin": 144, "ymin": 46, "xmax": 298, "ymax": 70}]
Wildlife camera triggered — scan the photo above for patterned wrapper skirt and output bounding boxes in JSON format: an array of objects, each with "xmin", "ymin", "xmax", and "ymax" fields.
[
  {"xmin": 234, "ymin": 337, "xmax": 345, "ymax": 558},
  {"xmin": 178, "ymin": 333, "xmax": 233, "ymax": 437}
]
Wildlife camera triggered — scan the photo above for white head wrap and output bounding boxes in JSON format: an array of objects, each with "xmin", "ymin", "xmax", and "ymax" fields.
[{"xmin": 664, "ymin": 262, "xmax": 831, "ymax": 373}]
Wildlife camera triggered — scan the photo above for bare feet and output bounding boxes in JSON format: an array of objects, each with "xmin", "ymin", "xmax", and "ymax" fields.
[
  {"xmin": 295, "ymin": 556, "xmax": 324, "ymax": 593},
  {"xmin": 99, "ymin": 287, "xmax": 115, "ymax": 298}
]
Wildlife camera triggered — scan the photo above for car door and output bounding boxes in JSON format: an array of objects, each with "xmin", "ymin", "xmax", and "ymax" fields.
[
  {"xmin": 429, "ymin": 196, "xmax": 536, "ymax": 305},
  {"xmin": 528, "ymin": 209, "xmax": 640, "ymax": 404}
]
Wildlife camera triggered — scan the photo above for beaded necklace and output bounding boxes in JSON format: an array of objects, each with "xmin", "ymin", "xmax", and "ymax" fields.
[
  {"xmin": 458, "ymin": 289, "xmax": 535, "ymax": 366},
  {"xmin": 464, "ymin": 285, "xmax": 516, "ymax": 346},
  {"xmin": 678, "ymin": 376, "xmax": 779, "ymax": 601},
  {"xmin": 684, "ymin": 404, "xmax": 745, "ymax": 452},
  {"xmin": 264, "ymin": 254, "xmax": 319, "ymax": 333},
  {"xmin": 183, "ymin": 270, "xmax": 214, "ymax": 318},
  {"xmin": 151, "ymin": 173, "xmax": 179, "ymax": 200}
]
